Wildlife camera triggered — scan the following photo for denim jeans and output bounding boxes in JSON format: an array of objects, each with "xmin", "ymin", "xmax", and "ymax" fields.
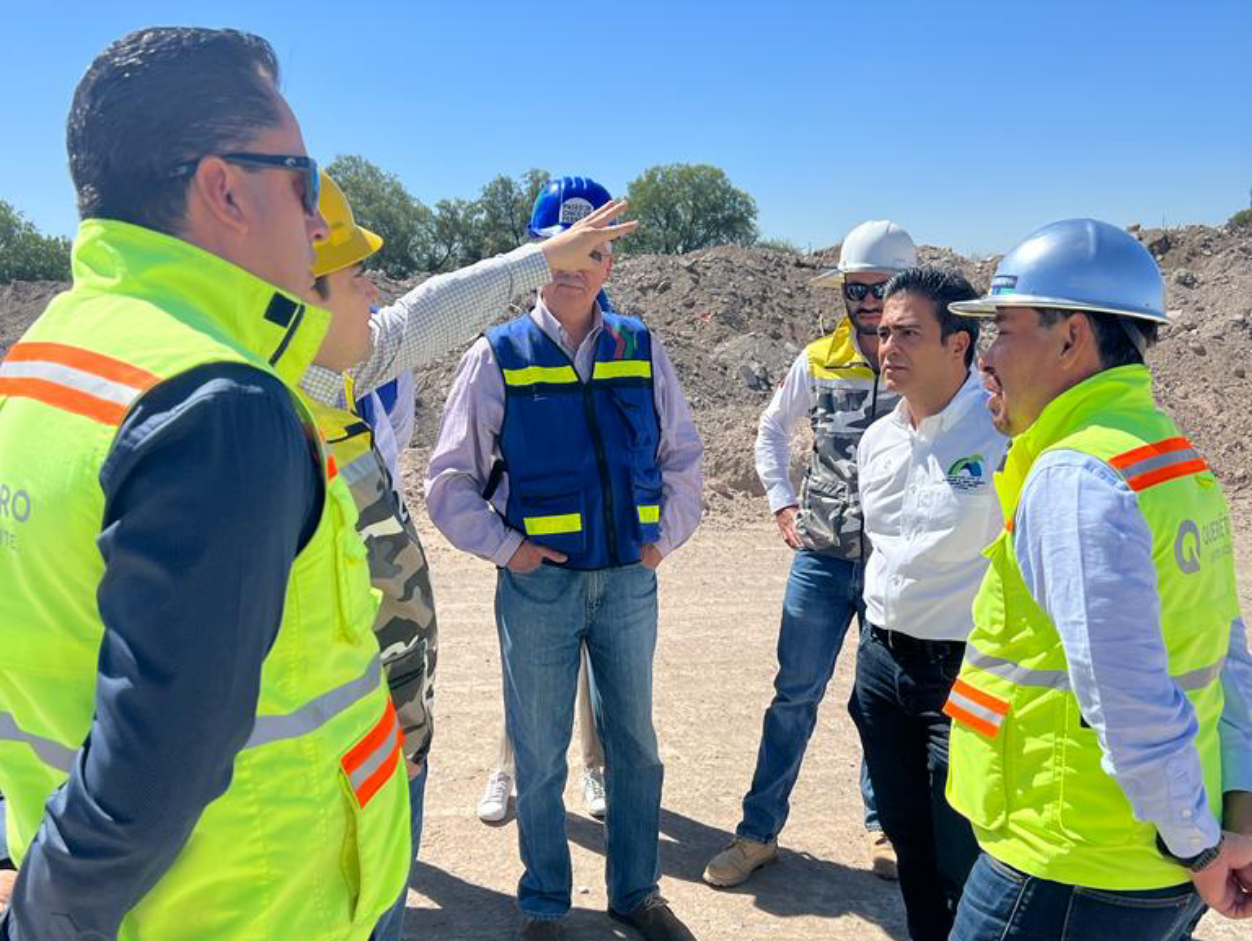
[
  {"xmin": 496, "ymin": 563, "xmax": 662, "ymax": 920},
  {"xmin": 370, "ymin": 763, "xmax": 428, "ymax": 941},
  {"xmin": 849, "ymin": 626, "xmax": 979, "ymax": 941},
  {"xmin": 738, "ymin": 549, "xmax": 878, "ymax": 843},
  {"xmin": 951, "ymin": 852, "xmax": 1206, "ymax": 941}
]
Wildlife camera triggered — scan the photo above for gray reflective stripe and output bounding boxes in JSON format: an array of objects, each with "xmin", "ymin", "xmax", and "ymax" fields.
[
  {"xmin": 244, "ymin": 658, "xmax": 382, "ymax": 750},
  {"xmin": 965, "ymin": 647, "xmax": 1072, "ymax": 690},
  {"xmin": 339, "ymin": 451, "xmax": 379, "ymax": 486},
  {"xmin": 0, "ymin": 712, "xmax": 76, "ymax": 773},
  {"xmin": 1172, "ymin": 657, "xmax": 1226, "ymax": 692},
  {"xmin": 1115, "ymin": 447, "xmax": 1202, "ymax": 483},
  {"xmin": 347, "ymin": 715, "xmax": 399, "ymax": 793},
  {"xmin": 967, "ymin": 646, "xmax": 1227, "ymax": 695}
]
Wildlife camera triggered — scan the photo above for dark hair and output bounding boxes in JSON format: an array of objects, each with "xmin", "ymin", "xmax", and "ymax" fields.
[
  {"xmin": 883, "ymin": 266, "xmax": 981, "ymax": 367},
  {"xmin": 1035, "ymin": 308, "xmax": 1158, "ymax": 368},
  {"xmin": 312, "ymin": 275, "xmax": 331, "ymax": 300},
  {"xmin": 67, "ymin": 27, "xmax": 283, "ymax": 234}
]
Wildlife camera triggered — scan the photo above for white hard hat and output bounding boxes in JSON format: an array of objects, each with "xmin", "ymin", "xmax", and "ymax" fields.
[{"xmin": 812, "ymin": 220, "xmax": 918, "ymax": 288}]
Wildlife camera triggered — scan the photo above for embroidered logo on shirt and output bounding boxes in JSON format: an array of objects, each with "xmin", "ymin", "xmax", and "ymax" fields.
[{"xmin": 946, "ymin": 454, "xmax": 987, "ymax": 493}]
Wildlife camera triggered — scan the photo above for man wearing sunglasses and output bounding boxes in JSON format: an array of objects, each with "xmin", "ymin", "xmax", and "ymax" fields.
[
  {"xmin": 705, "ymin": 220, "xmax": 916, "ymax": 889},
  {"xmin": 0, "ymin": 28, "xmax": 411, "ymax": 941}
]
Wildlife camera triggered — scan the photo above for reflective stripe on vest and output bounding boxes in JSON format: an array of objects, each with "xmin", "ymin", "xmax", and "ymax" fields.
[
  {"xmin": 637, "ymin": 505, "xmax": 660, "ymax": 525},
  {"xmin": 501, "ymin": 364, "xmax": 579, "ymax": 387},
  {"xmin": 0, "ymin": 712, "xmax": 76, "ymax": 774},
  {"xmin": 524, "ymin": 513, "xmax": 583, "ymax": 536},
  {"xmin": 942, "ymin": 678, "xmax": 1009, "ymax": 739},
  {"xmin": 244, "ymin": 657, "xmax": 383, "ymax": 749},
  {"xmin": 0, "ymin": 341, "xmax": 159, "ymax": 425},
  {"xmin": 592, "ymin": 360, "xmax": 653, "ymax": 381},
  {"xmin": 959, "ymin": 641, "xmax": 1227, "ymax": 695},
  {"xmin": 342, "ymin": 698, "xmax": 403, "ymax": 808},
  {"xmin": 1110, "ymin": 436, "xmax": 1208, "ymax": 492},
  {"xmin": 0, "ymin": 659, "xmax": 386, "ymax": 774}
]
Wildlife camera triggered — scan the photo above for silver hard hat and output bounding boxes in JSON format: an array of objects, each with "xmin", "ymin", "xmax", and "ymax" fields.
[{"xmin": 949, "ymin": 218, "xmax": 1168, "ymax": 324}]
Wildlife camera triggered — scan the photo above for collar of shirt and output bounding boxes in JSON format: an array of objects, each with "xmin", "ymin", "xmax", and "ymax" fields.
[
  {"xmin": 530, "ymin": 295, "xmax": 606, "ymax": 381},
  {"xmin": 889, "ymin": 369, "xmax": 986, "ymax": 442}
]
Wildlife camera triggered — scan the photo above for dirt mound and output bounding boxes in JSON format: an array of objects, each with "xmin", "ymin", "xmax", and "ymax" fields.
[
  {"xmin": 0, "ymin": 281, "xmax": 65, "ymax": 359},
  {"xmin": 5, "ymin": 223, "xmax": 1251, "ymax": 517}
]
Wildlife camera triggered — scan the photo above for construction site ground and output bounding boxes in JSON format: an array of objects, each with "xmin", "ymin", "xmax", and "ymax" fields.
[{"xmin": 396, "ymin": 508, "xmax": 1252, "ymax": 941}]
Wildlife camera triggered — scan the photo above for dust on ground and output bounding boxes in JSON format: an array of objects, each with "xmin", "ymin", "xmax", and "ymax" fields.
[{"xmin": 397, "ymin": 510, "xmax": 1250, "ymax": 941}]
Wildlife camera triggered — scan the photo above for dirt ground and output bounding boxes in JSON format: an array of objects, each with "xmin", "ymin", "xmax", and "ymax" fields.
[{"xmin": 395, "ymin": 508, "xmax": 1252, "ymax": 941}]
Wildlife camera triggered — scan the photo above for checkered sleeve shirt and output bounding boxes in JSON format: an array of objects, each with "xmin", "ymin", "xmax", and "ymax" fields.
[{"xmin": 301, "ymin": 243, "xmax": 550, "ymax": 405}]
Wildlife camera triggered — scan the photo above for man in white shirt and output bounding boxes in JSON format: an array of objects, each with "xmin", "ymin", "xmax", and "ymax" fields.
[{"xmin": 850, "ymin": 267, "xmax": 1008, "ymax": 941}]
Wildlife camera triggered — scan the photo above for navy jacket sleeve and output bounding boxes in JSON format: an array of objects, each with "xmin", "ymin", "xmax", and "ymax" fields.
[{"xmin": 2, "ymin": 362, "xmax": 320, "ymax": 941}]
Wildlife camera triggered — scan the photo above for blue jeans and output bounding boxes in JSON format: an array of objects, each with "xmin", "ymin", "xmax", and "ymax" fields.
[
  {"xmin": 738, "ymin": 550, "xmax": 878, "ymax": 843},
  {"xmin": 951, "ymin": 852, "xmax": 1206, "ymax": 941},
  {"xmin": 496, "ymin": 563, "xmax": 662, "ymax": 920},
  {"xmin": 371, "ymin": 763, "xmax": 428, "ymax": 941}
]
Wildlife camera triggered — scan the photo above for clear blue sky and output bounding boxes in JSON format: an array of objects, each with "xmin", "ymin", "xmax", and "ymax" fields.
[{"xmin": 3, "ymin": 1, "xmax": 1250, "ymax": 254}]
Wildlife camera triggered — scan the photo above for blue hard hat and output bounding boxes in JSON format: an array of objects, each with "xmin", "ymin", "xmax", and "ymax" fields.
[{"xmin": 528, "ymin": 176, "xmax": 613, "ymax": 239}]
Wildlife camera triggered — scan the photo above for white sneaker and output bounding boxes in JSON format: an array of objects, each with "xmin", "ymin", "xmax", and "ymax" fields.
[
  {"xmin": 581, "ymin": 768, "xmax": 607, "ymax": 819},
  {"xmin": 477, "ymin": 769, "xmax": 514, "ymax": 823}
]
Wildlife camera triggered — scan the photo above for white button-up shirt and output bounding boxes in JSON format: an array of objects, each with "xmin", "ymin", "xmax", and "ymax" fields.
[{"xmin": 858, "ymin": 369, "xmax": 1009, "ymax": 641}]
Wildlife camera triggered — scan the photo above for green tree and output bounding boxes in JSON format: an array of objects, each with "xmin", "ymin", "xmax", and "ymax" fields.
[
  {"xmin": 474, "ymin": 168, "xmax": 550, "ymax": 257},
  {"xmin": 412, "ymin": 198, "xmax": 484, "ymax": 273},
  {"xmin": 0, "ymin": 200, "xmax": 72, "ymax": 284},
  {"xmin": 1230, "ymin": 207, "xmax": 1252, "ymax": 230},
  {"xmin": 621, "ymin": 164, "xmax": 758, "ymax": 255},
  {"xmin": 325, "ymin": 155, "xmax": 432, "ymax": 277}
]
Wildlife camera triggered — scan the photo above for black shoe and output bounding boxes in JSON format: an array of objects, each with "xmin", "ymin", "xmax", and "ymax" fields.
[
  {"xmin": 608, "ymin": 894, "xmax": 697, "ymax": 941},
  {"xmin": 517, "ymin": 917, "xmax": 564, "ymax": 940}
]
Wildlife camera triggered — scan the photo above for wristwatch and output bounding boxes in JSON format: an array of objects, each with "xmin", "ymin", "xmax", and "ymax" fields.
[{"xmin": 1155, "ymin": 833, "xmax": 1224, "ymax": 872}]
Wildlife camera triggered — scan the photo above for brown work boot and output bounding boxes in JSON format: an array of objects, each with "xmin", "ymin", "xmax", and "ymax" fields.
[
  {"xmin": 608, "ymin": 894, "xmax": 697, "ymax": 941},
  {"xmin": 868, "ymin": 832, "xmax": 898, "ymax": 881},
  {"xmin": 702, "ymin": 836, "xmax": 779, "ymax": 888}
]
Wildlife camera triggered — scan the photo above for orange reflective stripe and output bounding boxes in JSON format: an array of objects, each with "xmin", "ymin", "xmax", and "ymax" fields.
[
  {"xmin": 0, "ymin": 376, "xmax": 127, "ymax": 425},
  {"xmin": 1, "ymin": 342, "xmax": 160, "ymax": 426},
  {"xmin": 944, "ymin": 676, "xmax": 1009, "ymax": 739},
  {"xmin": 342, "ymin": 699, "xmax": 402, "ymax": 807},
  {"xmin": 1109, "ymin": 436, "xmax": 1191, "ymax": 470},
  {"xmin": 1123, "ymin": 459, "xmax": 1209, "ymax": 492},
  {"xmin": 950, "ymin": 677, "xmax": 1009, "ymax": 716},
  {"xmin": 6, "ymin": 342, "xmax": 160, "ymax": 389},
  {"xmin": 943, "ymin": 699, "xmax": 1001, "ymax": 739},
  {"xmin": 326, "ymin": 454, "xmax": 339, "ymax": 480},
  {"xmin": 1110, "ymin": 435, "xmax": 1209, "ymax": 491}
]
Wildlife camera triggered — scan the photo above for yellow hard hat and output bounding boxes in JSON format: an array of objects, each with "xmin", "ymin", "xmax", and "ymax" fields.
[{"xmin": 312, "ymin": 172, "xmax": 384, "ymax": 277}]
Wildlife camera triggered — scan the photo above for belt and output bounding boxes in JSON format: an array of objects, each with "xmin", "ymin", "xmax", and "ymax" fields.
[{"xmin": 869, "ymin": 624, "xmax": 965, "ymax": 657}]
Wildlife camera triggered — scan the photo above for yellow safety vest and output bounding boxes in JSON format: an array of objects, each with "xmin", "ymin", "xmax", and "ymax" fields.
[{"xmin": 0, "ymin": 219, "xmax": 409, "ymax": 939}]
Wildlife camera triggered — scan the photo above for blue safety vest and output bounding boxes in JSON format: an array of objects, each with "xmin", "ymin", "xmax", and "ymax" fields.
[{"xmin": 486, "ymin": 313, "xmax": 662, "ymax": 570}]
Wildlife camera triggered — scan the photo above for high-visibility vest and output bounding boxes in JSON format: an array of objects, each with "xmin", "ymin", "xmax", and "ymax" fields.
[
  {"xmin": 485, "ymin": 313, "xmax": 662, "ymax": 570},
  {"xmin": 946, "ymin": 365, "xmax": 1235, "ymax": 889},
  {"xmin": 795, "ymin": 317, "xmax": 898, "ymax": 558},
  {"xmin": 0, "ymin": 219, "xmax": 409, "ymax": 939},
  {"xmin": 310, "ymin": 392, "xmax": 437, "ymax": 767}
]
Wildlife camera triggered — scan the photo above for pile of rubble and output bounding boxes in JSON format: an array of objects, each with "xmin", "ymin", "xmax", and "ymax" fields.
[{"xmin": 6, "ymin": 222, "xmax": 1251, "ymax": 523}]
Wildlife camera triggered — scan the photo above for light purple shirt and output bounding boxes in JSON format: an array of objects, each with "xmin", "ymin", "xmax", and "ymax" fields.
[{"xmin": 425, "ymin": 297, "xmax": 704, "ymax": 567}]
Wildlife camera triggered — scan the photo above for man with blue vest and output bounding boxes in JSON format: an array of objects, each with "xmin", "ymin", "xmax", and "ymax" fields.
[
  {"xmin": 427, "ymin": 176, "xmax": 704, "ymax": 941},
  {"xmin": 943, "ymin": 219, "xmax": 1252, "ymax": 939},
  {"xmin": 0, "ymin": 27, "xmax": 409, "ymax": 941}
]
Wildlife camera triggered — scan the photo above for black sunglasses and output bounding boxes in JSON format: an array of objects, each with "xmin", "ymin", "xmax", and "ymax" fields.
[
  {"xmin": 843, "ymin": 281, "xmax": 890, "ymax": 302},
  {"xmin": 170, "ymin": 152, "xmax": 321, "ymax": 216}
]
